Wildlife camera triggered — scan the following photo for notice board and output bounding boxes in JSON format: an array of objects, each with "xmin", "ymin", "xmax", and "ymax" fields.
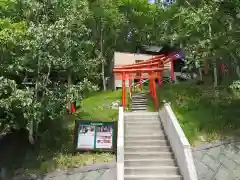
[{"xmin": 74, "ymin": 120, "xmax": 117, "ymax": 153}]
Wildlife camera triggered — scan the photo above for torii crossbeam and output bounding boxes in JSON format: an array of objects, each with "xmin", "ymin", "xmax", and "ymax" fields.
[{"xmin": 113, "ymin": 53, "xmax": 181, "ymax": 111}]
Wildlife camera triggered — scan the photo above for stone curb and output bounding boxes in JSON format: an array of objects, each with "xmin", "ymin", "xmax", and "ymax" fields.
[
  {"xmin": 13, "ymin": 161, "xmax": 116, "ymax": 180},
  {"xmin": 41, "ymin": 161, "xmax": 116, "ymax": 179},
  {"xmin": 192, "ymin": 139, "xmax": 240, "ymax": 152}
]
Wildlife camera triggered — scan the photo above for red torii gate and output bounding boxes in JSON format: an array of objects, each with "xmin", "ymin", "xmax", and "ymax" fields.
[{"xmin": 113, "ymin": 54, "xmax": 178, "ymax": 111}]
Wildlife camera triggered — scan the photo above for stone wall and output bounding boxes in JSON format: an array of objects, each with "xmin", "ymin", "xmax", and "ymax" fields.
[{"xmin": 192, "ymin": 140, "xmax": 240, "ymax": 180}]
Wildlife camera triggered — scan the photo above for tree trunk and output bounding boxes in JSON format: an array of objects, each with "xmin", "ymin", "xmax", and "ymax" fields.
[
  {"xmin": 198, "ymin": 68, "xmax": 203, "ymax": 81},
  {"xmin": 204, "ymin": 60, "xmax": 209, "ymax": 75},
  {"xmin": 100, "ymin": 24, "xmax": 106, "ymax": 91},
  {"xmin": 213, "ymin": 61, "xmax": 218, "ymax": 87},
  {"xmin": 28, "ymin": 55, "xmax": 40, "ymax": 145},
  {"xmin": 232, "ymin": 54, "xmax": 240, "ymax": 78},
  {"xmin": 68, "ymin": 73, "xmax": 72, "ymax": 112},
  {"xmin": 236, "ymin": 65, "xmax": 240, "ymax": 78},
  {"xmin": 208, "ymin": 24, "xmax": 218, "ymax": 87}
]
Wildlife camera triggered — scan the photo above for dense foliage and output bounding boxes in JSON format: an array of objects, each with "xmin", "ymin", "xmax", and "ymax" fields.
[{"xmin": 1, "ymin": 0, "xmax": 240, "ymax": 139}]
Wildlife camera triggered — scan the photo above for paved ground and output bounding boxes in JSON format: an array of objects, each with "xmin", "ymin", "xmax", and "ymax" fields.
[
  {"xmin": 192, "ymin": 139, "xmax": 240, "ymax": 180},
  {"xmin": 12, "ymin": 162, "xmax": 116, "ymax": 180}
]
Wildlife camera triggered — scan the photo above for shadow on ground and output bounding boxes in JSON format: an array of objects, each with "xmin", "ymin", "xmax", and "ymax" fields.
[{"xmin": 0, "ymin": 112, "xmax": 83, "ymax": 178}]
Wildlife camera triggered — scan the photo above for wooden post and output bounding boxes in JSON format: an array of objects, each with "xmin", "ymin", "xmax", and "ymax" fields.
[
  {"xmin": 150, "ymin": 75, "xmax": 153, "ymax": 98},
  {"xmin": 170, "ymin": 59, "xmax": 175, "ymax": 82},
  {"xmin": 148, "ymin": 73, "xmax": 152, "ymax": 97},
  {"xmin": 122, "ymin": 72, "xmax": 126, "ymax": 109},
  {"xmin": 139, "ymin": 72, "xmax": 143, "ymax": 89},
  {"xmin": 158, "ymin": 72, "xmax": 162, "ymax": 88},
  {"xmin": 129, "ymin": 78, "xmax": 132, "ymax": 98},
  {"xmin": 152, "ymin": 77, "xmax": 158, "ymax": 111},
  {"xmin": 157, "ymin": 63, "xmax": 162, "ymax": 88}
]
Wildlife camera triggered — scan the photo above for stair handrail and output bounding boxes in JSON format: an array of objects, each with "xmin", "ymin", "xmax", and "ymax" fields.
[{"xmin": 159, "ymin": 103, "xmax": 198, "ymax": 180}]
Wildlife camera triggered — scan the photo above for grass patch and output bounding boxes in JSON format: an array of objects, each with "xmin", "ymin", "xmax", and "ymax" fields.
[
  {"xmin": 78, "ymin": 90, "xmax": 122, "ymax": 121},
  {"xmin": 3, "ymin": 90, "xmax": 121, "ymax": 177},
  {"xmin": 148, "ymin": 81, "xmax": 240, "ymax": 145}
]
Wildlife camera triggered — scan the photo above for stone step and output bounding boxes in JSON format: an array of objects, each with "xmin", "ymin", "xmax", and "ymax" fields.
[
  {"xmin": 131, "ymin": 104, "xmax": 147, "ymax": 107},
  {"xmin": 124, "ymin": 152, "xmax": 173, "ymax": 159},
  {"xmin": 131, "ymin": 105, "xmax": 147, "ymax": 107},
  {"xmin": 131, "ymin": 104, "xmax": 147, "ymax": 106},
  {"xmin": 131, "ymin": 110, "xmax": 148, "ymax": 112},
  {"xmin": 125, "ymin": 114, "xmax": 158, "ymax": 117},
  {"xmin": 131, "ymin": 103, "xmax": 147, "ymax": 105},
  {"xmin": 124, "ymin": 145, "xmax": 171, "ymax": 152},
  {"xmin": 132, "ymin": 94, "xmax": 147, "ymax": 97},
  {"xmin": 125, "ymin": 121, "xmax": 161, "ymax": 125},
  {"xmin": 125, "ymin": 133, "xmax": 165, "ymax": 138},
  {"xmin": 132, "ymin": 109, "xmax": 148, "ymax": 112},
  {"xmin": 124, "ymin": 118, "xmax": 160, "ymax": 122},
  {"xmin": 125, "ymin": 130, "xmax": 165, "ymax": 136},
  {"xmin": 125, "ymin": 121, "xmax": 160, "ymax": 124},
  {"xmin": 125, "ymin": 126, "xmax": 163, "ymax": 131},
  {"xmin": 124, "ymin": 112, "xmax": 158, "ymax": 116},
  {"xmin": 132, "ymin": 95, "xmax": 147, "ymax": 97},
  {"xmin": 131, "ymin": 107, "xmax": 147, "ymax": 110},
  {"xmin": 125, "ymin": 123, "xmax": 163, "ymax": 129},
  {"xmin": 132, "ymin": 100, "xmax": 147, "ymax": 103},
  {"xmin": 125, "ymin": 128, "xmax": 163, "ymax": 132},
  {"xmin": 125, "ymin": 119, "xmax": 159, "ymax": 123},
  {"xmin": 132, "ymin": 99, "xmax": 147, "ymax": 101},
  {"xmin": 131, "ymin": 107, "xmax": 148, "ymax": 109},
  {"xmin": 132, "ymin": 102, "xmax": 147, "ymax": 104},
  {"xmin": 125, "ymin": 139, "xmax": 169, "ymax": 146},
  {"xmin": 131, "ymin": 106, "xmax": 147, "ymax": 109},
  {"xmin": 132, "ymin": 93, "xmax": 147, "ymax": 96},
  {"xmin": 125, "ymin": 124, "xmax": 163, "ymax": 129},
  {"xmin": 125, "ymin": 120, "xmax": 161, "ymax": 124},
  {"xmin": 132, "ymin": 96, "xmax": 147, "ymax": 99},
  {"xmin": 124, "ymin": 166, "xmax": 180, "ymax": 175},
  {"xmin": 124, "ymin": 175, "xmax": 183, "ymax": 180},
  {"xmin": 125, "ymin": 135, "xmax": 167, "ymax": 141},
  {"xmin": 131, "ymin": 102, "xmax": 147, "ymax": 105},
  {"xmin": 124, "ymin": 158, "xmax": 177, "ymax": 167}
]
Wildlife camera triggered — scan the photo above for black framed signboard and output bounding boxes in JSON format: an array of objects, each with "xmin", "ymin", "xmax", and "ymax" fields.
[{"xmin": 74, "ymin": 120, "xmax": 117, "ymax": 153}]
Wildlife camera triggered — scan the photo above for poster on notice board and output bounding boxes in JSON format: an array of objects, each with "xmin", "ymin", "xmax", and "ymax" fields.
[{"xmin": 74, "ymin": 120, "xmax": 116, "ymax": 152}]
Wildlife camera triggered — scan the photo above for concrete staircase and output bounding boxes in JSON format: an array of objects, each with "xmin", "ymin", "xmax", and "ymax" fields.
[
  {"xmin": 124, "ymin": 112, "xmax": 183, "ymax": 180},
  {"xmin": 131, "ymin": 93, "xmax": 148, "ymax": 112}
]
